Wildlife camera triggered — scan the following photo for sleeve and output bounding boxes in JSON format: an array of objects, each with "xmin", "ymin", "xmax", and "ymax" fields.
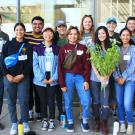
[
  {"xmin": 122, "ymin": 47, "xmax": 135, "ymax": 80},
  {"xmin": 33, "ymin": 49, "xmax": 45, "ymax": 81},
  {"xmin": 22, "ymin": 45, "xmax": 33, "ymax": 76},
  {"xmin": 1, "ymin": 42, "xmax": 10, "ymax": 76},
  {"xmin": 83, "ymin": 47, "xmax": 90, "ymax": 82},
  {"xmin": 58, "ymin": 47, "xmax": 66, "ymax": 87},
  {"xmin": 51, "ymin": 56, "xmax": 58, "ymax": 81},
  {"xmin": 113, "ymin": 66, "xmax": 122, "ymax": 79}
]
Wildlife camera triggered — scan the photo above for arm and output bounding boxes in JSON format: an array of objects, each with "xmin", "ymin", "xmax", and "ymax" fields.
[
  {"xmin": 58, "ymin": 47, "xmax": 66, "ymax": 88},
  {"xmin": 33, "ymin": 50, "xmax": 45, "ymax": 82}
]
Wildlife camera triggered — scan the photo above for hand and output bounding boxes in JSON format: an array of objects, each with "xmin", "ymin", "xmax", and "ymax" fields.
[
  {"xmin": 83, "ymin": 82, "xmax": 89, "ymax": 90},
  {"xmin": 61, "ymin": 87, "xmax": 67, "ymax": 92},
  {"xmin": 6, "ymin": 74, "xmax": 14, "ymax": 83},
  {"xmin": 48, "ymin": 79, "xmax": 54, "ymax": 84},
  {"xmin": 43, "ymin": 79, "xmax": 49, "ymax": 84},
  {"xmin": 116, "ymin": 78, "xmax": 125, "ymax": 85},
  {"xmin": 13, "ymin": 74, "xmax": 24, "ymax": 83},
  {"xmin": 100, "ymin": 76, "xmax": 109, "ymax": 82}
]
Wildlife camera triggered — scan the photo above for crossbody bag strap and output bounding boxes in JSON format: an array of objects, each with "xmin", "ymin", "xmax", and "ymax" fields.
[{"xmin": 17, "ymin": 43, "xmax": 25, "ymax": 55}]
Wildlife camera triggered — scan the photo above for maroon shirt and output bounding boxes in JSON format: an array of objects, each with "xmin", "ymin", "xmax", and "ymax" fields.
[{"xmin": 58, "ymin": 43, "xmax": 90, "ymax": 87}]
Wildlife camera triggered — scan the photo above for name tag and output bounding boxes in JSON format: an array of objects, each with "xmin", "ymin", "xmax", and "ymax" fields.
[
  {"xmin": 77, "ymin": 50, "xmax": 83, "ymax": 55},
  {"xmin": 124, "ymin": 54, "xmax": 130, "ymax": 60},
  {"xmin": 46, "ymin": 61, "xmax": 51, "ymax": 71},
  {"xmin": 46, "ymin": 47, "xmax": 52, "ymax": 53},
  {"xmin": 18, "ymin": 55, "xmax": 28, "ymax": 61}
]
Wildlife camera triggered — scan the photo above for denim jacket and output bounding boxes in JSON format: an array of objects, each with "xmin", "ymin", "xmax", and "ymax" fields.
[
  {"xmin": 33, "ymin": 43, "xmax": 59, "ymax": 87},
  {"xmin": 113, "ymin": 45, "xmax": 135, "ymax": 82}
]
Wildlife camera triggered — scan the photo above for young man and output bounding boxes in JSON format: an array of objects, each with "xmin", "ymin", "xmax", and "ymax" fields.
[
  {"xmin": 54, "ymin": 20, "xmax": 68, "ymax": 120},
  {"xmin": 106, "ymin": 17, "xmax": 119, "ymax": 117},
  {"xmin": 106, "ymin": 17, "xmax": 119, "ymax": 42},
  {"xmin": 24, "ymin": 16, "xmax": 44, "ymax": 121},
  {"xmin": 0, "ymin": 14, "xmax": 9, "ymax": 129},
  {"xmin": 126, "ymin": 17, "xmax": 135, "ymax": 43}
]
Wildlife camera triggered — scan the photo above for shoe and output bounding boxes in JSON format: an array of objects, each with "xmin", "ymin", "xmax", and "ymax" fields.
[
  {"xmin": 81, "ymin": 122, "xmax": 90, "ymax": 132},
  {"xmin": 120, "ymin": 123, "xmax": 126, "ymax": 133},
  {"xmin": 0, "ymin": 123, "xmax": 4, "ymax": 130},
  {"xmin": 10, "ymin": 123, "xmax": 17, "ymax": 135},
  {"xmin": 28, "ymin": 110, "xmax": 34, "ymax": 122},
  {"xmin": 23, "ymin": 122, "xmax": 30, "ymax": 133},
  {"xmin": 48, "ymin": 120, "xmax": 55, "ymax": 132},
  {"xmin": 41, "ymin": 119, "xmax": 48, "ymax": 131},
  {"xmin": 36, "ymin": 113, "xmax": 41, "ymax": 121},
  {"xmin": 66, "ymin": 123, "xmax": 74, "ymax": 133},
  {"xmin": 126, "ymin": 124, "xmax": 133, "ymax": 135}
]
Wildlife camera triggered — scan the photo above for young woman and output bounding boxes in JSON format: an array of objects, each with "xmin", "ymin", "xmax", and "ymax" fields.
[
  {"xmin": 33, "ymin": 28, "xmax": 58, "ymax": 132},
  {"xmin": 58, "ymin": 26, "xmax": 91, "ymax": 133},
  {"xmin": 80, "ymin": 15, "xmax": 94, "ymax": 47},
  {"xmin": 2, "ymin": 23, "xmax": 32, "ymax": 135},
  {"xmin": 113, "ymin": 28, "xmax": 135, "ymax": 135},
  {"xmin": 90, "ymin": 26, "xmax": 112, "ymax": 134}
]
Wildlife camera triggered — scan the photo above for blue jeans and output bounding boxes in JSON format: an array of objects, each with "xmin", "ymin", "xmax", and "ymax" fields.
[
  {"xmin": 90, "ymin": 81, "xmax": 110, "ymax": 120},
  {"xmin": 115, "ymin": 81, "xmax": 135, "ymax": 124},
  {"xmin": 63, "ymin": 73, "xmax": 91, "ymax": 123},
  {"xmin": 0, "ymin": 70, "xmax": 4, "ymax": 115},
  {"xmin": 4, "ymin": 77, "xmax": 29, "ymax": 123}
]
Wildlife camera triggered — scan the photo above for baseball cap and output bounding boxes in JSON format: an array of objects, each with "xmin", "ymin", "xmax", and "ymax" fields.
[
  {"xmin": 106, "ymin": 17, "xmax": 117, "ymax": 24},
  {"xmin": 56, "ymin": 20, "xmax": 67, "ymax": 27}
]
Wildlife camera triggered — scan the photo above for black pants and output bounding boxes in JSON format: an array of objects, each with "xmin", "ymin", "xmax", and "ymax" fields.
[
  {"xmin": 29, "ymin": 73, "xmax": 41, "ymax": 113},
  {"xmin": 55, "ymin": 85, "xmax": 63, "ymax": 115},
  {"xmin": 35, "ymin": 85, "xmax": 56, "ymax": 119}
]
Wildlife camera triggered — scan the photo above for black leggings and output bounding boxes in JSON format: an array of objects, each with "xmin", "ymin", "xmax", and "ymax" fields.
[{"xmin": 35, "ymin": 85, "xmax": 56, "ymax": 119}]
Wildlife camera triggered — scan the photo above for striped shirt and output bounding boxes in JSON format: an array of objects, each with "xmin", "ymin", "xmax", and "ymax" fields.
[{"xmin": 24, "ymin": 31, "xmax": 43, "ymax": 47}]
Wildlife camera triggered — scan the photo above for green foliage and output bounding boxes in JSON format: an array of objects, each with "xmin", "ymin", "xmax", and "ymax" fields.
[{"xmin": 88, "ymin": 42, "xmax": 120, "ymax": 76}]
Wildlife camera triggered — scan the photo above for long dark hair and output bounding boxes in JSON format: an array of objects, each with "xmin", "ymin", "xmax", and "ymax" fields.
[
  {"xmin": 94, "ymin": 26, "xmax": 111, "ymax": 50},
  {"xmin": 119, "ymin": 27, "xmax": 134, "ymax": 46}
]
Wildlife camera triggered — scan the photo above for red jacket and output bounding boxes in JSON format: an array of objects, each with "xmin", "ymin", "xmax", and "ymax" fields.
[{"xmin": 58, "ymin": 43, "xmax": 90, "ymax": 87}]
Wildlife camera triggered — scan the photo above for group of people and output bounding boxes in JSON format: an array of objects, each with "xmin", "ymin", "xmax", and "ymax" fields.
[{"xmin": 0, "ymin": 14, "xmax": 135, "ymax": 135}]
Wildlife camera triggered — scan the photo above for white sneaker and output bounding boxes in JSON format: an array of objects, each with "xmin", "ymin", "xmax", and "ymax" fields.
[
  {"xmin": 23, "ymin": 122, "xmax": 30, "ymax": 133},
  {"xmin": 127, "ymin": 124, "xmax": 133, "ymax": 135},
  {"xmin": 10, "ymin": 123, "xmax": 18, "ymax": 135},
  {"xmin": 120, "ymin": 123, "xmax": 126, "ymax": 133}
]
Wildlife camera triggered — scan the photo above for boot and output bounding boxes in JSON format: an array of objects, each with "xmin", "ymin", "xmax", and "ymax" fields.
[{"xmin": 100, "ymin": 120, "xmax": 109, "ymax": 135}]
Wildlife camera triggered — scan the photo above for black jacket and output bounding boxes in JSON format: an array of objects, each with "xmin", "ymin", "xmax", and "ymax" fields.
[{"xmin": 2, "ymin": 38, "xmax": 32, "ymax": 77}]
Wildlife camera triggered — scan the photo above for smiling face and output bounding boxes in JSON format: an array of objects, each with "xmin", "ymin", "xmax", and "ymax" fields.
[
  {"xmin": 83, "ymin": 17, "xmax": 93, "ymax": 32},
  {"xmin": 32, "ymin": 20, "xmax": 44, "ymax": 34},
  {"xmin": 98, "ymin": 29, "xmax": 107, "ymax": 42},
  {"xmin": 120, "ymin": 29, "xmax": 131, "ymax": 45},
  {"xmin": 67, "ymin": 29, "xmax": 78, "ymax": 44},
  {"xmin": 106, "ymin": 21, "xmax": 117, "ymax": 32},
  {"xmin": 126, "ymin": 20, "xmax": 135, "ymax": 32},
  {"xmin": 57, "ymin": 25, "xmax": 67, "ymax": 36},
  {"xmin": 43, "ymin": 29, "xmax": 54, "ymax": 43},
  {"xmin": 15, "ymin": 25, "xmax": 25, "ymax": 41}
]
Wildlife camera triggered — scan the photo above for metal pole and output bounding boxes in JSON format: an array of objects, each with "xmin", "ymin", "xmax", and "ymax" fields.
[
  {"xmin": 16, "ymin": 0, "xmax": 20, "ymax": 23},
  {"xmin": 93, "ymin": 0, "xmax": 97, "ymax": 27}
]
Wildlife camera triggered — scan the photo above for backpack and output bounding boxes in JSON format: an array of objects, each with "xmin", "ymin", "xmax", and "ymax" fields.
[{"xmin": 63, "ymin": 45, "xmax": 77, "ymax": 70}]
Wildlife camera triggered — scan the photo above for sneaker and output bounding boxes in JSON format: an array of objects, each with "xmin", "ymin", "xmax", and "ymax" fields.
[
  {"xmin": 81, "ymin": 122, "xmax": 90, "ymax": 132},
  {"xmin": 126, "ymin": 124, "xmax": 133, "ymax": 135},
  {"xmin": 120, "ymin": 123, "xmax": 126, "ymax": 133},
  {"xmin": 10, "ymin": 123, "xmax": 18, "ymax": 135},
  {"xmin": 28, "ymin": 110, "xmax": 34, "ymax": 122},
  {"xmin": 41, "ymin": 119, "xmax": 48, "ymax": 131},
  {"xmin": 48, "ymin": 120, "xmax": 55, "ymax": 132},
  {"xmin": 23, "ymin": 122, "xmax": 30, "ymax": 133},
  {"xmin": 36, "ymin": 113, "xmax": 42, "ymax": 121},
  {"xmin": 66, "ymin": 123, "xmax": 74, "ymax": 133},
  {"xmin": 0, "ymin": 123, "xmax": 4, "ymax": 130}
]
